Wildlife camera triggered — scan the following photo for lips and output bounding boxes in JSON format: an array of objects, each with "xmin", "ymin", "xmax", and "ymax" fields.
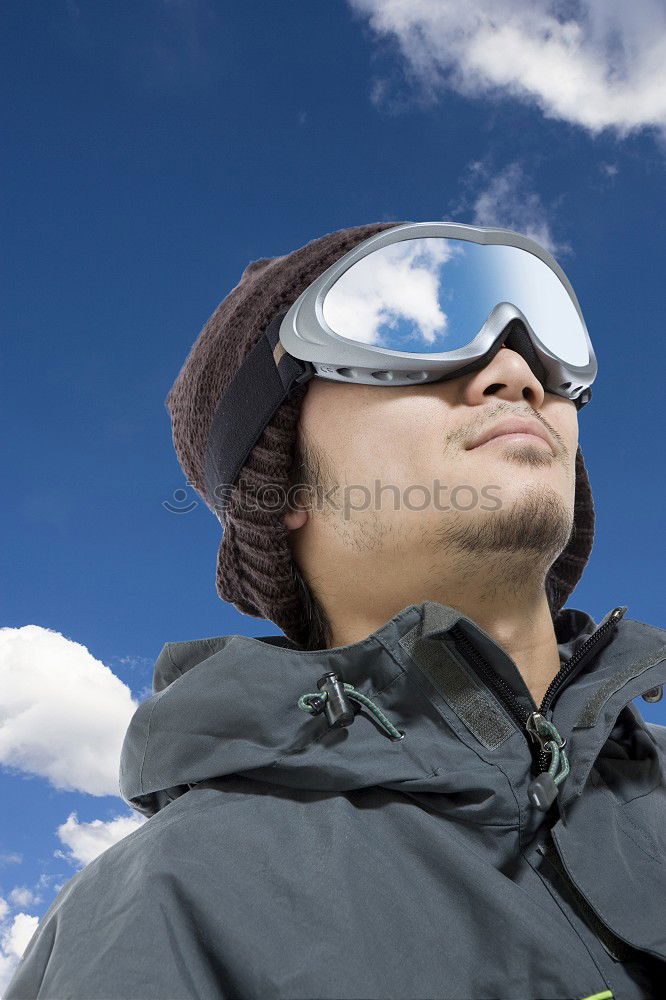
[{"xmin": 467, "ymin": 417, "xmax": 554, "ymax": 453}]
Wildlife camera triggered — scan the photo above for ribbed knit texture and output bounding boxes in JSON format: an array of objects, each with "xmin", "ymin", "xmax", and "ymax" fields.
[{"xmin": 165, "ymin": 222, "xmax": 595, "ymax": 649}]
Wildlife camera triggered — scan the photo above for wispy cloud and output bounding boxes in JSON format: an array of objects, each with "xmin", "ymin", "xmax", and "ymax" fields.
[
  {"xmin": 449, "ymin": 159, "xmax": 570, "ymax": 256},
  {"xmin": 349, "ymin": 0, "xmax": 666, "ymax": 140},
  {"xmin": 0, "ymin": 854, "xmax": 22, "ymax": 867},
  {"xmin": 7, "ymin": 887, "xmax": 40, "ymax": 909},
  {"xmin": 63, "ymin": 0, "xmax": 222, "ymax": 95},
  {"xmin": 109, "ymin": 653, "xmax": 154, "ymax": 671}
]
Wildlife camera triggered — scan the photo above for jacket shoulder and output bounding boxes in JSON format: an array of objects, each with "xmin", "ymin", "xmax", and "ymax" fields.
[{"xmin": 3, "ymin": 803, "xmax": 236, "ymax": 1000}]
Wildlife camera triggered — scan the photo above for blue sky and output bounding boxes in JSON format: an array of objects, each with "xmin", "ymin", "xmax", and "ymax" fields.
[{"xmin": 2, "ymin": 0, "xmax": 666, "ymax": 987}]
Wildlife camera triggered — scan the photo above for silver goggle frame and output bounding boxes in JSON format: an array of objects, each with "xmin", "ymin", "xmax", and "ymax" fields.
[{"xmin": 279, "ymin": 221, "xmax": 597, "ymax": 403}]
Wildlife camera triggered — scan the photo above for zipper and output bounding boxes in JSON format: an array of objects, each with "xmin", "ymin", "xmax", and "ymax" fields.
[
  {"xmin": 539, "ymin": 837, "xmax": 636, "ymax": 963},
  {"xmin": 448, "ymin": 606, "xmax": 628, "ymax": 810}
]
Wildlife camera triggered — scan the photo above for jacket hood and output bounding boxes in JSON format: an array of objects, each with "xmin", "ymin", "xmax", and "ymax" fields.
[{"xmin": 119, "ymin": 601, "xmax": 666, "ymax": 824}]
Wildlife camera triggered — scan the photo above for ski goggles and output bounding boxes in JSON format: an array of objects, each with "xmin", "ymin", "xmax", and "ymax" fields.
[{"xmin": 205, "ymin": 221, "xmax": 597, "ymax": 512}]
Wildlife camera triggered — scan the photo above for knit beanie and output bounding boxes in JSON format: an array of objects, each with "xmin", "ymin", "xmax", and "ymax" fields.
[{"xmin": 165, "ymin": 222, "xmax": 595, "ymax": 649}]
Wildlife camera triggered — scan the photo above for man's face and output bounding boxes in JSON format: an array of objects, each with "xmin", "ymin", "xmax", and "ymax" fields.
[{"xmin": 284, "ymin": 344, "xmax": 579, "ymax": 603}]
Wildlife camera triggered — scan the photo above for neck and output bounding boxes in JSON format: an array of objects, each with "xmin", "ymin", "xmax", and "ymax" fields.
[{"xmin": 322, "ymin": 556, "xmax": 562, "ymax": 709}]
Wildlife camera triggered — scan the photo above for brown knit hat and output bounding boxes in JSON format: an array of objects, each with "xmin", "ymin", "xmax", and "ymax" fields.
[{"xmin": 165, "ymin": 222, "xmax": 595, "ymax": 648}]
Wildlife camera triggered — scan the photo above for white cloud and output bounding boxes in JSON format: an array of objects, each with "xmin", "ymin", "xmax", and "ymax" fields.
[
  {"xmin": 323, "ymin": 237, "xmax": 457, "ymax": 347},
  {"xmin": 54, "ymin": 811, "xmax": 146, "ymax": 869},
  {"xmin": 0, "ymin": 628, "xmax": 150, "ymax": 992},
  {"xmin": 349, "ymin": 0, "xmax": 666, "ymax": 139},
  {"xmin": 3, "ymin": 913, "xmax": 39, "ymax": 959},
  {"xmin": 0, "ymin": 906, "xmax": 40, "ymax": 996},
  {"xmin": 0, "ymin": 625, "xmax": 139, "ymax": 797}
]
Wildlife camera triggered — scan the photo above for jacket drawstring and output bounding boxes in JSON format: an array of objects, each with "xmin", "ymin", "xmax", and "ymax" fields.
[
  {"xmin": 526, "ymin": 712, "xmax": 571, "ymax": 809},
  {"xmin": 297, "ymin": 671, "xmax": 404, "ymax": 741},
  {"xmin": 297, "ymin": 673, "xmax": 572, "ymax": 804}
]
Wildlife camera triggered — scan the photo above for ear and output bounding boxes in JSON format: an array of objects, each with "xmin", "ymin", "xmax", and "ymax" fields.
[{"xmin": 282, "ymin": 507, "xmax": 308, "ymax": 530}]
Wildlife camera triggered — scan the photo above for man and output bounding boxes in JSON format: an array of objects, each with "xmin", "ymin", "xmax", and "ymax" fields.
[{"xmin": 6, "ymin": 222, "xmax": 665, "ymax": 1000}]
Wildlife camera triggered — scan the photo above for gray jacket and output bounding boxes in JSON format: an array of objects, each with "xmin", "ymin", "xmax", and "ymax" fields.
[{"xmin": 5, "ymin": 601, "xmax": 666, "ymax": 1000}]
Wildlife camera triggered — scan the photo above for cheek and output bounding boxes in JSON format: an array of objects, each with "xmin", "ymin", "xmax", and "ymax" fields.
[
  {"xmin": 297, "ymin": 382, "xmax": 348, "ymax": 457},
  {"xmin": 546, "ymin": 397, "xmax": 579, "ymax": 451},
  {"xmin": 355, "ymin": 402, "xmax": 438, "ymax": 479},
  {"xmin": 296, "ymin": 385, "xmax": 382, "ymax": 479},
  {"xmin": 350, "ymin": 397, "xmax": 456, "ymax": 482},
  {"xmin": 552, "ymin": 401, "xmax": 579, "ymax": 490},
  {"xmin": 564, "ymin": 410, "xmax": 579, "ymax": 458},
  {"xmin": 338, "ymin": 414, "xmax": 419, "ymax": 480}
]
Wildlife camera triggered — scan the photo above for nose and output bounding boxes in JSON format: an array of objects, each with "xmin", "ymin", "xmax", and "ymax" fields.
[{"xmin": 461, "ymin": 344, "xmax": 545, "ymax": 409}]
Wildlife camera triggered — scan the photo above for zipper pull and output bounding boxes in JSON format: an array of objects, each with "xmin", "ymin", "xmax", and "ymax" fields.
[
  {"xmin": 598, "ymin": 606, "xmax": 628, "ymax": 629},
  {"xmin": 526, "ymin": 712, "xmax": 570, "ymax": 811}
]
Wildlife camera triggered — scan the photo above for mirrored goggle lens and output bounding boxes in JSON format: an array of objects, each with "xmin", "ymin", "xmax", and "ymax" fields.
[{"xmin": 321, "ymin": 237, "xmax": 589, "ymax": 367}]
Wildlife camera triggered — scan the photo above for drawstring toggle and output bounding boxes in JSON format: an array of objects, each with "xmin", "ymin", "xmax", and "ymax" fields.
[
  {"xmin": 316, "ymin": 671, "xmax": 356, "ymax": 729},
  {"xmin": 297, "ymin": 672, "xmax": 405, "ymax": 740}
]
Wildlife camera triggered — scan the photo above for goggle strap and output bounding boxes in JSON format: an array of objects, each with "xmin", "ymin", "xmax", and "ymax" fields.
[{"xmin": 203, "ymin": 309, "xmax": 312, "ymax": 516}]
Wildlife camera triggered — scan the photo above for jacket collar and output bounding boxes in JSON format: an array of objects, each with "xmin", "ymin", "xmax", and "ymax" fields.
[
  {"xmin": 410, "ymin": 601, "xmax": 666, "ymax": 811},
  {"xmin": 121, "ymin": 601, "xmax": 665, "ymax": 820}
]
